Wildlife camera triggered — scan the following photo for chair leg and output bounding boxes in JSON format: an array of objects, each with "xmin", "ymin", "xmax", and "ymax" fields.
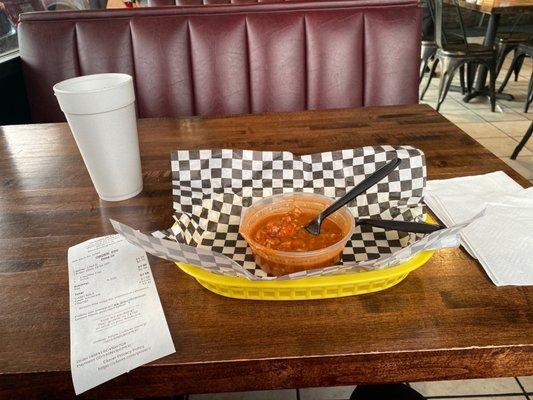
[
  {"xmin": 421, "ymin": 58, "xmax": 439, "ymax": 100},
  {"xmin": 496, "ymin": 46, "xmax": 516, "ymax": 76},
  {"xmin": 436, "ymin": 59, "xmax": 461, "ymax": 112},
  {"xmin": 525, "ymin": 70, "xmax": 533, "ymax": 113},
  {"xmin": 511, "ymin": 121, "xmax": 533, "ymax": 159},
  {"xmin": 494, "ymin": 44, "xmax": 509, "ymax": 78},
  {"xmin": 420, "ymin": 57, "xmax": 430, "ymax": 84},
  {"xmin": 466, "ymin": 62, "xmax": 475, "ymax": 94},
  {"xmin": 460, "ymin": 65, "xmax": 466, "ymax": 94},
  {"xmin": 498, "ymin": 53, "xmax": 524, "ymax": 93},
  {"xmin": 488, "ymin": 62, "xmax": 496, "ymax": 112},
  {"xmin": 514, "ymin": 53, "xmax": 524, "ymax": 82}
]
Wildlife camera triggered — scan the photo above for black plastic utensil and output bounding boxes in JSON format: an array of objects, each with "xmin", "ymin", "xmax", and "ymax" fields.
[
  {"xmin": 357, "ymin": 218, "xmax": 443, "ymax": 234},
  {"xmin": 305, "ymin": 157, "xmax": 401, "ymax": 236}
]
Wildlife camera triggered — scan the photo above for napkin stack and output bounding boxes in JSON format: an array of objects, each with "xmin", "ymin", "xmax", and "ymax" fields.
[{"xmin": 424, "ymin": 171, "xmax": 533, "ymax": 286}]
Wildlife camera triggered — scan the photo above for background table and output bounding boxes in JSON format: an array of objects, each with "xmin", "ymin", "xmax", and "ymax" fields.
[
  {"xmin": 448, "ymin": 0, "xmax": 533, "ymax": 14},
  {"xmin": 0, "ymin": 105, "xmax": 532, "ymax": 399},
  {"xmin": 448, "ymin": 0, "xmax": 533, "ymax": 102}
]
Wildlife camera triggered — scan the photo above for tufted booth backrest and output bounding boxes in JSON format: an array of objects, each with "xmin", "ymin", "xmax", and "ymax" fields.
[{"xmin": 19, "ymin": 0, "xmax": 421, "ymax": 123}]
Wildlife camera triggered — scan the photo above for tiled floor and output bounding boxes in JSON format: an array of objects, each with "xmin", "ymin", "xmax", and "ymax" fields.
[
  {"xmin": 420, "ymin": 54, "xmax": 533, "ymax": 185},
  {"xmin": 186, "ymin": 51, "xmax": 533, "ymax": 400},
  {"xmin": 187, "ymin": 377, "xmax": 533, "ymax": 399}
]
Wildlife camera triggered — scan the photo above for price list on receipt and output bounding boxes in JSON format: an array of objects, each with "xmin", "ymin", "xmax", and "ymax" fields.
[{"xmin": 68, "ymin": 234, "xmax": 175, "ymax": 395}]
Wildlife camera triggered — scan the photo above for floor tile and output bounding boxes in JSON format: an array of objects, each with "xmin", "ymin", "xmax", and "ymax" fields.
[
  {"xmin": 410, "ymin": 377, "xmax": 522, "ymax": 397},
  {"xmin": 505, "ymin": 109, "xmax": 533, "ymax": 121},
  {"xmin": 463, "ymin": 100, "xmax": 505, "ymax": 110},
  {"xmin": 446, "ymin": 87, "xmax": 527, "ymax": 113},
  {"xmin": 491, "ymin": 121, "xmax": 532, "ymax": 138},
  {"xmin": 475, "ymin": 137, "xmax": 533, "ymax": 157},
  {"xmin": 299, "ymin": 386, "xmax": 355, "ymax": 400},
  {"xmin": 461, "ymin": 96, "xmax": 500, "ymax": 111},
  {"xmin": 499, "ymin": 86, "xmax": 529, "ymax": 94},
  {"xmin": 472, "ymin": 108, "xmax": 528, "ymax": 123},
  {"xmin": 518, "ymin": 66, "xmax": 532, "ymax": 80},
  {"xmin": 495, "ymin": 99, "xmax": 533, "ymax": 118},
  {"xmin": 433, "ymin": 397, "xmax": 526, "ymax": 400},
  {"xmin": 447, "ymin": 91, "xmax": 474, "ymax": 103},
  {"xmin": 499, "ymin": 87, "xmax": 529, "ymax": 101},
  {"xmin": 502, "ymin": 100, "xmax": 529, "ymax": 112},
  {"xmin": 501, "ymin": 156, "xmax": 533, "ymax": 179},
  {"xmin": 456, "ymin": 122, "xmax": 508, "ymax": 139},
  {"xmin": 189, "ymin": 389, "xmax": 297, "ymax": 400},
  {"xmin": 420, "ymin": 91, "xmax": 440, "ymax": 102},
  {"xmin": 423, "ymin": 100, "xmax": 467, "ymax": 112},
  {"xmin": 518, "ymin": 376, "xmax": 533, "ymax": 392},
  {"xmin": 441, "ymin": 110, "xmax": 484, "ymax": 123},
  {"xmin": 421, "ymin": 88, "xmax": 438, "ymax": 97},
  {"xmin": 497, "ymin": 77, "xmax": 530, "ymax": 89}
]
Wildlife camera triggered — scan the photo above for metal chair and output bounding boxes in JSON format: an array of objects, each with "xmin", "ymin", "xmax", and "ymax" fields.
[
  {"xmin": 498, "ymin": 41, "xmax": 533, "ymax": 113},
  {"xmin": 494, "ymin": 13, "xmax": 529, "ymax": 80},
  {"xmin": 420, "ymin": 0, "xmax": 497, "ymax": 112},
  {"xmin": 511, "ymin": 121, "xmax": 533, "ymax": 159},
  {"xmin": 420, "ymin": 0, "xmax": 466, "ymax": 94}
]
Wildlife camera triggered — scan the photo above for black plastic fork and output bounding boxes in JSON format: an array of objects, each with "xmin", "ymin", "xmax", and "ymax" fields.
[{"xmin": 305, "ymin": 157, "xmax": 401, "ymax": 236}]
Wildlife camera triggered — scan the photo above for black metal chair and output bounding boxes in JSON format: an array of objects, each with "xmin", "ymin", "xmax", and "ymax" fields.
[
  {"xmin": 420, "ymin": 0, "xmax": 497, "ymax": 112},
  {"xmin": 494, "ymin": 14, "xmax": 529, "ymax": 80},
  {"xmin": 511, "ymin": 121, "xmax": 533, "ymax": 159},
  {"xmin": 420, "ymin": 0, "xmax": 466, "ymax": 93},
  {"xmin": 498, "ymin": 41, "xmax": 533, "ymax": 113}
]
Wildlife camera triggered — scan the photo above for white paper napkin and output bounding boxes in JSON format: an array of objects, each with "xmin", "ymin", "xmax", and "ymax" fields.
[
  {"xmin": 462, "ymin": 205, "xmax": 533, "ymax": 286},
  {"xmin": 425, "ymin": 171, "xmax": 526, "ymax": 225},
  {"xmin": 423, "ymin": 171, "xmax": 533, "ymax": 286}
]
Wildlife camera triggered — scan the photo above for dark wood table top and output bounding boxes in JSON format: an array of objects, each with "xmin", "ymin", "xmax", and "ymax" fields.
[
  {"xmin": 1, "ymin": 105, "xmax": 532, "ymax": 399},
  {"xmin": 443, "ymin": 0, "xmax": 533, "ymax": 14}
]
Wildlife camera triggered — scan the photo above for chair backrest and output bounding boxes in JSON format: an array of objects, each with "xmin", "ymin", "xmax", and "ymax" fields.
[
  {"xmin": 508, "ymin": 12, "xmax": 526, "ymax": 35},
  {"xmin": 434, "ymin": 0, "xmax": 469, "ymax": 53},
  {"xmin": 19, "ymin": 0, "xmax": 421, "ymax": 123}
]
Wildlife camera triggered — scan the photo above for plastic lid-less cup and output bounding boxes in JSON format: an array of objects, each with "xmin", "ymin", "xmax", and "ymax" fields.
[
  {"xmin": 53, "ymin": 73, "xmax": 143, "ymax": 201},
  {"xmin": 239, "ymin": 193, "xmax": 355, "ymax": 276}
]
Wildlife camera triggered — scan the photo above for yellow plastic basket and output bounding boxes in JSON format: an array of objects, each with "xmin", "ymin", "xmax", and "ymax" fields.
[{"xmin": 176, "ymin": 216, "xmax": 436, "ymax": 301}]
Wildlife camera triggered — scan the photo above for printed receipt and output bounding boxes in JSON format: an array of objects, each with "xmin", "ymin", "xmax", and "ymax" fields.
[{"xmin": 68, "ymin": 234, "xmax": 175, "ymax": 395}]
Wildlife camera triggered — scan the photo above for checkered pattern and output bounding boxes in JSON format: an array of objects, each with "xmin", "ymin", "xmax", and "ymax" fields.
[
  {"xmin": 371, "ymin": 222, "xmax": 466, "ymax": 269},
  {"xmin": 167, "ymin": 146, "xmax": 427, "ymax": 277},
  {"xmin": 111, "ymin": 219, "xmax": 258, "ymax": 279},
  {"xmin": 171, "ymin": 147, "xmax": 425, "ymax": 217},
  {"xmin": 110, "ymin": 146, "xmax": 462, "ymax": 281},
  {"xmin": 111, "ymin": 217, "xmax": 463, "ymax": 281}
]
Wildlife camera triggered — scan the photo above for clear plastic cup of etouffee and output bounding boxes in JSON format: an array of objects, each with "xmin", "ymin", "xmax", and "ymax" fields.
[{"xmin": 239, "ymin": 192, "xmax": 354, "ymax": 277}]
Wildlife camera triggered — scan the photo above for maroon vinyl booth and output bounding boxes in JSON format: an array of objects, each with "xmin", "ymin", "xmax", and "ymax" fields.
[
  {"xmin": 147, "ymin": 0, "xmax": 320, "ymax": 7},
  {"xmin": 18, "ymin": 0, "xmax": 421, "ymax": 123}
]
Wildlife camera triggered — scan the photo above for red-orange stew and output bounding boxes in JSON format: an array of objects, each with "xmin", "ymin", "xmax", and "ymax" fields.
[{"xmin": 251, "ymin": 207, "xmax": 344, "ymax": 252}]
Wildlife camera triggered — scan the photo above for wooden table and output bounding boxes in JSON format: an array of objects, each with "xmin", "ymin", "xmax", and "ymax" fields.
[
  {"xmin": 106, "ymin": 0, "xmax": 140, "ymax": 8},
  {"xmin": 448, "ymin": 0, "xmax": 533, "ymax": 14},
  {"xmin": 1, "ymin": 105, "xmax": 532, "ymax": 399}
]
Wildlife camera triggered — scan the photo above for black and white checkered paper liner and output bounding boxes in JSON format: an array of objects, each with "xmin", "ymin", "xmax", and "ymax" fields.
[
  {"xmin": 111, "ymin": 219, "xmax": 464, "ymax": 280},
  {"xmin": 165, "ymin": 146, "xmax": 430, "ymax": 277},
  {"xmin": 108, "ymin": 146, "xmax": 463, "ymax": 280}
]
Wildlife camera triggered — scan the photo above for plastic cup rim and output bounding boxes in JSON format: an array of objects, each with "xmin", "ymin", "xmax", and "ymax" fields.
[{"xmin": 240, "ymin": 192, "xmax": 355, "ymax": 258}]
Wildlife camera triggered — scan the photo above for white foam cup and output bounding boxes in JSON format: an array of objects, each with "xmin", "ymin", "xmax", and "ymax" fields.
[{"xmin": 53, "ymin": 74, "xmax": 143, "ymax": 201}]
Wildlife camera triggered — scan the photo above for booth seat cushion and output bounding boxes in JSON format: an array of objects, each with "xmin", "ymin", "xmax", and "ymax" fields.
[{"xmin": 19, "ymin": 0, "xmax": 421, "ymax": 123}]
